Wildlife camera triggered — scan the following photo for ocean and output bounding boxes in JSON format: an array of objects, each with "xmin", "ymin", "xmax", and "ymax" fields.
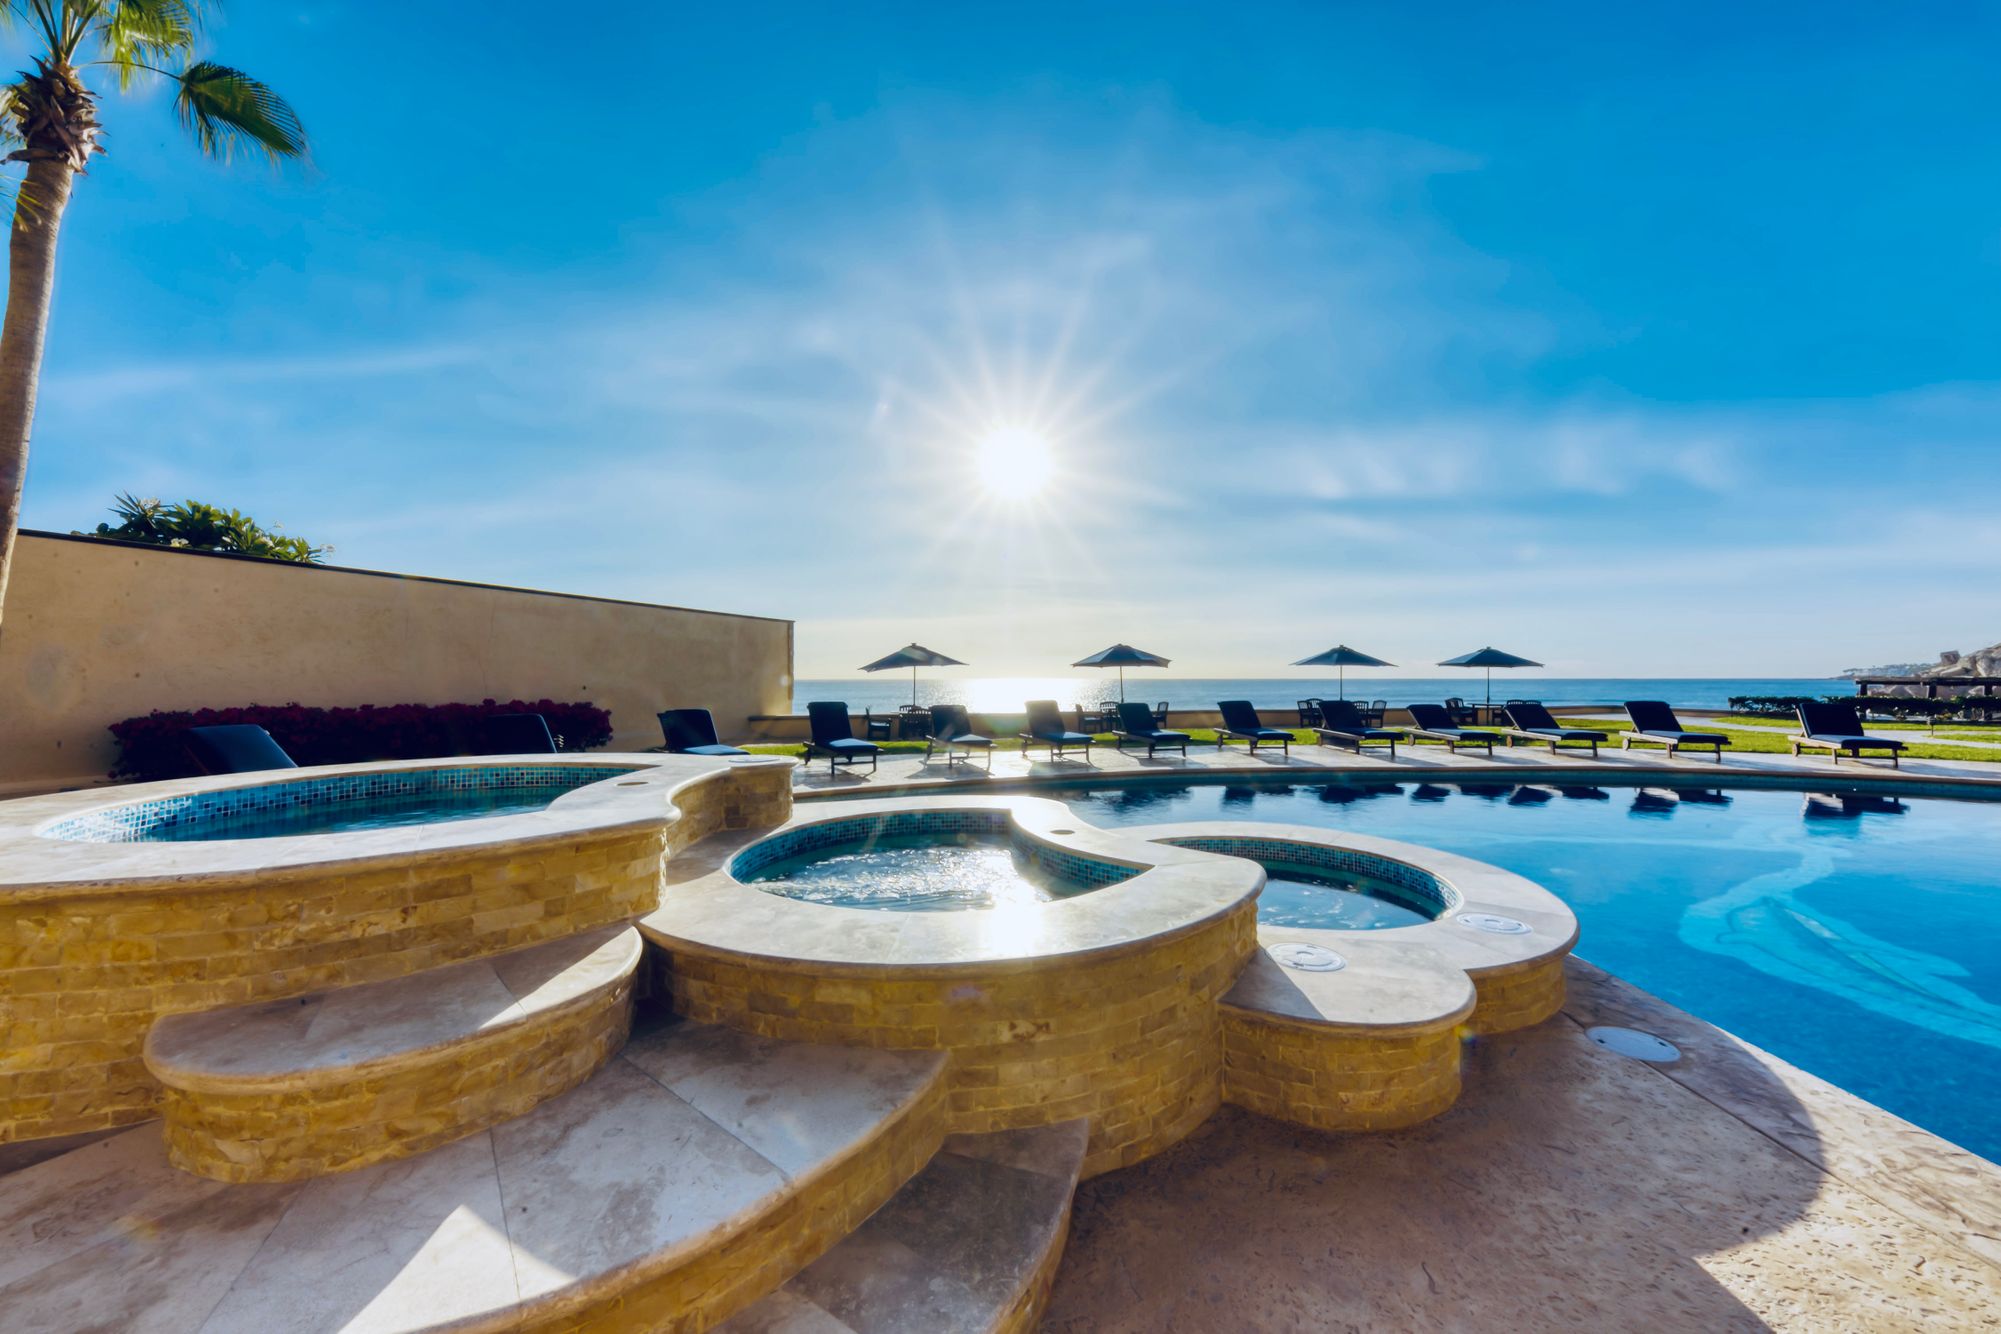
[{"xmin": 790, "ymin": 677, "xmax": 1851, "ymax": 715}]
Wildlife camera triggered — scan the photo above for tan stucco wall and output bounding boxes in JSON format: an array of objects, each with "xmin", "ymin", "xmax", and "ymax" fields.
[{"xmin": 0, "ymin": 532, "xmax": 792, "ymax": 795}]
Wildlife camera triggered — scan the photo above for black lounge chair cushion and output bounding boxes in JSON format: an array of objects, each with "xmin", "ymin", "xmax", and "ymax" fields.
[
  {"xmin": 1406, "ymin": 704, "xmax": 1494, "ymax": 738},
  {"xmin": 1623, "ymin": 701, "xmax": 1728, "ymax": 744},
  {"xmin": 1797, "ymin": 702, "xmax": 1903, "ymax": 747},
  {"xmin": 1501, "ymin": 703, "xmax": 1602, "ymax": 740},
  {"xmin": 1115, "ymin": 702, "xmax": 1189, "ymax": 742},
  {"xmin": 1022, "ymin": 701, "xmax": 1093, "ymax": 745},
  {"xmin": 185, "ymin": 725, "xmax": 298, "ymax": 775},
  {"xmin": 806, "ymin": 702, "xmax": 882, "ymax": 755},
  {"xmin": 928, "ymin": 706, "xmax": 993, "ymax": 746},
  {"xmin": 1315, "ymin": 701, "xmax": 1402, "ymax": 738},
  {"xmin": 658, "ymin": 708, "xmax": 749, "ymax": 756},
  {"xmin": 1217, "ymin": 700, "xmax": 1290, "ymax": 739},
  {"xmin": 1639, "ymin": 729, "xmax": 1729, "ymax": 745}
]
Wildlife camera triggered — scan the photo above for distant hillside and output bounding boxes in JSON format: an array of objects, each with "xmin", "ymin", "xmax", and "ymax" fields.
[{"xmin": 1842, "ymin": 642, "xmax": 2001, "ymax": 685}]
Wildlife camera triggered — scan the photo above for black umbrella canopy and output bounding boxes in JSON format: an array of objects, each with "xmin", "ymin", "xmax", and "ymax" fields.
[
  {"xmin": 1436, "ymin": 646, "xmax": 1544, "ymax": 710},
  {"xmin": 859, "ymin": 643, "xmax": 968, "ymax": 707},
  {"xmin": 1071, "ymin": 643, "xmax": 1171, "ymax": 701},
  {"xmin": 1290, "ymin": 644, "xmax": 1395, "ymax": 700}
]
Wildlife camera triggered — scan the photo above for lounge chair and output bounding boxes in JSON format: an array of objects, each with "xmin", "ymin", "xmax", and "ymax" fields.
[
  {"xmin": 1019, "ymin": 700, "xmax": 1095, "ymax": 760},
  {"xmin": 184, "ymin": 724, "xmax": 299, "ymax": 775},
  {"xmin": 657, "ymin": 708, "xmax": 748, "ymax": 757},
  {"xmin": 1498, "ymin": 702, "xmax": 1604, "ymax": 757},
  {"xmin": 1620, "ymin": 701, "xmax": 1730, "ymax": 762},
  {"xmin": 1312, "ymin": 699, "xmax": 1405, "ymax": 756},
  {"xmin": 924, "ymin": 704, "xmax": 993, "ymax": 769},
  {"xmin": 1111, "ymin": 701, "xmax": 1190, "ymax": 758},
  {"xmin": 804, "ymin": 701, "xmax": 881, "ymax": 775},
  {"xmin": 1405, "ymin": 704, "xmax": 1499, "ymax": 753},
  {"xmin": 479, "ymin": 712, "xmax": 558, "ymax": 754},
  {"xmin": 1216, "ymin": 700, "xmax": 1292, "ymax": 755},
  {"xmin": 1791, "ymin": 702, "xmax": 1906, "ymax": 767}
]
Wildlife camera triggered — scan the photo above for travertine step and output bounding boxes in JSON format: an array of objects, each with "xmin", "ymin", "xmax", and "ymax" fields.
[
  {"xmin": 144, "ymin": 925, "xmax": 643, "ymax": 1181},
  {"xmin": 1219, "ymin": 938, "xmax": 1475, "ymax": 1131},
  {"xmin": 719, "ymin": 1119, "xmax": 1090, "ymax": 1334},
  {"xmin": 0, "ymin": 1021, "xmax": 950, "ymax": 1332}
]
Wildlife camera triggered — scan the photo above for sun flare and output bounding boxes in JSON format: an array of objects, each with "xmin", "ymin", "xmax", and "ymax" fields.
[{"xmin": 975, "ymin": 425, "xmax": 1056, "ymax": 500}]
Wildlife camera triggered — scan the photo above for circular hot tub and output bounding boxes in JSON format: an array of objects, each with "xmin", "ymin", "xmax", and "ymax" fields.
[
  {"xmin": 730, "ymin": 808, "xmax": 1137, "ymax": 912},
  {"xmin": 40, "ymin": 763, "xmax": 644, "ymax": 843}
]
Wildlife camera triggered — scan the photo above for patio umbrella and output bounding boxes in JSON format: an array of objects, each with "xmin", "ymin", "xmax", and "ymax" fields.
[
  {"xmin": 1071, "ymin": 643, "xmax": 1171, "ymax": 702},
  {"xmin": 1290, "ymin": 644, "xmax": 1395, "ymax": 700},
  {"xmin": 1436, "ymin": 646, "xmax": 1543, "ymax": 712},
  {"xmin": 859, "ymin": 643, "xmax": 967, "ymax": 707}
]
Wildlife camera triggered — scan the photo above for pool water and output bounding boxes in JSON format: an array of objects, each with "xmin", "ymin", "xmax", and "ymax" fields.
[
  {"xmin": 1257, "ymin": 864, "xmax": 1438, "ymax": 930},
  {"xmin": 137, "ymin": 790, "xmax": 565, "ymax": 842},
  {"xmin": 740, "ymin": 833, "xmax": 1095, "ymax": 912},
  {"xmin": 1057, "ymin": 776, "xmax": 2001, "ymax": 1163}
]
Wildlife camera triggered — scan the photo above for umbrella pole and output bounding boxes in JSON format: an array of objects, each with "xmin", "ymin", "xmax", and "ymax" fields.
[
  {"xmin": 1119, "ymin": 665, "xmax": 1127, "ymax": 702},
  {"xmin": 911, "ymin": 665, "xmax": 918, "ymax": 708},
  {"xmin": 1339, "ymin": 664, "xmax": 1345, "ymax": 701}
]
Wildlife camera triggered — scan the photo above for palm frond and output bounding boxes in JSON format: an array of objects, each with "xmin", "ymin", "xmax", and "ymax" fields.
[
  {"xmin": 100, "ymin": 0, "xmax": 200, "ymax": 89},
  {"xmin": 172, "ymin": 60, "xmax": 306, "ymax": 163}
]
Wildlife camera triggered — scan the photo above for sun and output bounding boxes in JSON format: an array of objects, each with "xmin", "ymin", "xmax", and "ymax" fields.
[{"xmin": 975, "ymin": 425, "xmax": 1056, "ymax": 500}]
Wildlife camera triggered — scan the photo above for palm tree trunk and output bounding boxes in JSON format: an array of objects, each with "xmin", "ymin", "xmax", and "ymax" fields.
[{"xmin": 0, "ymin": 157, "xmax": 76, "ymax": 630}]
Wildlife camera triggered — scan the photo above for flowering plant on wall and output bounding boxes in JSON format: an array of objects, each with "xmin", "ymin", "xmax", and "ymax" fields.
[{"xmin": 108, "ymin": 699, "xmax": 615, "ymax": 781}]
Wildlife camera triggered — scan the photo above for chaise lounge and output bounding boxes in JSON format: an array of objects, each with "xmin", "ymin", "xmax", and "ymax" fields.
[
  {"xmin": 804, "ymin": 701, "xmax": 881, "ymax": 775},
  {"xmin": 1311, "ymin": 699, "xmax": 1405, "ymax": 756},
  {"xmin": 1216, "ymin": 700, "xmax": 1292, "ymax": 755},
  {"xmin": 1111, "ymin": 701, "xmax": 1191, "ymax": 758},
  {"xmin": 1405, "ymin": 703, "xmax": 1500, "ymax": 754},
  {"xmin": 1620, "ymin": 701, "xmax": 1731, "ymax": 762},
  {"xmin": 185, "ymin": 724, "xmax": 299, "ymax": 775},
  {"xmin": 657, "ymin": 708, "xmax": 749, "ymax": 757},
  {"xmin": 1498, "ymin": 702, "xmax": 1604, "ymax": 757},
  {"xmin": 1791, "ymin": 701, "xmax": 1906, "ymax": 768},
  {"xmin": 924, "ymin": 704, "xmax": 994, "ymax": 770},
  {"xmin": 1019, "ymin": 699, "xmax": 1095, "ymax": 761}
]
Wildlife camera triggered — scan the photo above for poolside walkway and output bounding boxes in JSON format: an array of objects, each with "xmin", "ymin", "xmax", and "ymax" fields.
[
  {"xmin": 790, "ymin": 735, "xmax": 2001, "ymax": 797},
  {"xmin": 1043, "ymin": 957, "xmax": 2001, "ymax": 1332}
]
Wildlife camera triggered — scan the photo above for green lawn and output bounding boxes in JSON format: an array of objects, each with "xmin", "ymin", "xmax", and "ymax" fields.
[
  {"xmin": 1564, "ymin": 718, "xmax": 1998, "ymax": 763},
  {"xmin": 1709, "ymin": 713, "xmax": 2001, "ymax": 740}
]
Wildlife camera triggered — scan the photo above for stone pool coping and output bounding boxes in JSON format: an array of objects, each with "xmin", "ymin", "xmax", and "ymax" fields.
[
  {"xmin": 0, "ymin": 752, "xmax": 793, "ymax": 896},
  {"xmin": 641, "ymin": 795, "xmax": 1262, "ymax": 973},
  {"xmin": 1119, "ymin": 821, "xmax": 1580, "ymax": 988}
]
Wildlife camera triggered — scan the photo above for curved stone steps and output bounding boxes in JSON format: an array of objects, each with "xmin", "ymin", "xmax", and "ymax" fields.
[
  {"xmin": 718, "ymin": 1119, "xmax": 1089, "ymax": 1334},
  {"xmin": 0, "ymin": 1021, "xmax": 950, "ymax": 1332},
  {"xmin": 144, "ymin": 925, "xmax": 644, "ymax": 1181}
]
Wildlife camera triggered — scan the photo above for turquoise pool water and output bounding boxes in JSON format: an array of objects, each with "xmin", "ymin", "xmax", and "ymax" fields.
[
  {"xmin": 1055, "ymin": 775, "xmax": 2001, "ymax": 1163},
  {"xmin": 136, "ymin": 790, "xmax": 566, "ymax": 841},
  {"xmin": 740, "ymin": 833, "xmax": 1095, "ymax": 912}
]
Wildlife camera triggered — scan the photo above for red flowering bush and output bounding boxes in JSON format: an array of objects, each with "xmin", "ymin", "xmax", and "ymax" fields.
[{"xmin": 108, "ymin": 699, "xmax": 615, "ymax": 780}]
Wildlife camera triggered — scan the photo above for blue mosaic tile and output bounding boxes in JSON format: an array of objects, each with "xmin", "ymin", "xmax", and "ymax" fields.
[
  {"xmin": 45, "ymin": 764, "xmax": 637, "ymax": 844},
  {"xmin": 1159, "ymin": 835, "xmax": 1460, "ymax": 915}
]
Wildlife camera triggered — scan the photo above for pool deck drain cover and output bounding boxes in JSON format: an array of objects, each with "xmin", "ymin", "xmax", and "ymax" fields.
[
  {"xmin": 1457, "ymin": 912, "xmax": 1531, "ymax": 935},
  {"xmin": 1586, "ymin": 1026, "xmax": 1681, "ymax": 1062},
  {"xmin": 1270, "ymin": 942, "xmax": 1346, "ymax": 972}
]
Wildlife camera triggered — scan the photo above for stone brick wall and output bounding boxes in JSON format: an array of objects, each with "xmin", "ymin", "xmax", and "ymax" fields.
[
  {"xmin": 1220, "ymin": 1009, "xmax": 1464, "ymax": 1132},
  {"xmin": 1469, "ymin": 956, "xmax": 1567, "ymax": 1035},
  {"xmin": 155, "ymin": 971, "xmax": 635, "ymax": 1182},
  {"xmin": 0, "ymin": 825, "xmax": 665, "ymax": 1144},
  {"xmin": 658, "ymin": 902, "xmax": 1259, "ymax": 1178}
]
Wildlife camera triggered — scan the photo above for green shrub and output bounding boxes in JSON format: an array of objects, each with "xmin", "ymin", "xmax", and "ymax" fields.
[{"xmin": 82, "ymin": 492, "xmax": 327, "ymax": 563}]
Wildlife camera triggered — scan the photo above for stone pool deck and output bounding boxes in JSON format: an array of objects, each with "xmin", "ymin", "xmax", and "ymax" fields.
[
  {"xmin": 1044, "ymin": 957, "xmax": 2001, "ymax": 1332},
  {"xmin": 790, "ymin": 734, "xmax": 2001, "ymax": 797}
]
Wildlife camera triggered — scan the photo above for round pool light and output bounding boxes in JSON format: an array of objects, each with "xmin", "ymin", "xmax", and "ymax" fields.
[
  {"xmin": 1586, "ymin": 1026, "xmax": 1681, "ymax": 1062},
  {"xmin": 1457, "ymin": 912, "xmax": 1530, "ymax": 935},
  {"xmin": 1269, "ymin": 942, "xmax": 1346, "ymax": 972}
]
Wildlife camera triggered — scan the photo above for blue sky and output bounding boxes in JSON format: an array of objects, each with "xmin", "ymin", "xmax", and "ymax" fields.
[{"xmin": 14, "ymin": 2, "xmax": 2000, "ymax": 677}]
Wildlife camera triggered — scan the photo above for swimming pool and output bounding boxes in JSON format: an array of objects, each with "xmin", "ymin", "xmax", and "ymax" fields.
[{"xmin": 1055, "ymin": 775, "xmax": 2001, "ymax": 1163}]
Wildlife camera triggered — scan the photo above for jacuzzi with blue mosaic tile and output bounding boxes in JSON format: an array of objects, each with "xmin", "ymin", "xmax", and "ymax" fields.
[
  {"xmin": 1158, "ymin": 833, "xmax": 1460, "ymax": 930},
  {"xmin": 731, "ymin": 808, "xmax": 1140, "ymax": 912},
  {"xmin": 42, "ymin": 763, "xmax": 644, "ymax": 843}
]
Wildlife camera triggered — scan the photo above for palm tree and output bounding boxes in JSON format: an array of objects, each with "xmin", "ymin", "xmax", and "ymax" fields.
[{"xmin": 0, "ymin": 1, "xmax": 305, "ymax": 624}]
